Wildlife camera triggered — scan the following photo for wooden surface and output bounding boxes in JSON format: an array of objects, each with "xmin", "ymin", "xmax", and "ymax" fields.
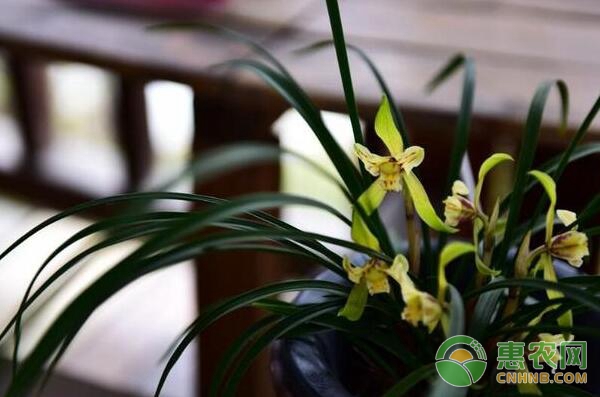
[{"xmin": 0, "ymin": 0, "xmax": 598, "ymax": 129}]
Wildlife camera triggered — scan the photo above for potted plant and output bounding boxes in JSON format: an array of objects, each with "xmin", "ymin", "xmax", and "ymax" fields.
[{"xmin": 1, "ymin": 1, "xmax": 598, "ymax": 396}]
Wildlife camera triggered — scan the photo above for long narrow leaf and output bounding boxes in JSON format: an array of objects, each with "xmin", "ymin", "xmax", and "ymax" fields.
[
  {"xmin": 497, "ymin": 80, "xmax": 569, "ymax": 274},
  {"xmin": 325, "ymin": 0, "xmax": 364, "ymax": 145}
]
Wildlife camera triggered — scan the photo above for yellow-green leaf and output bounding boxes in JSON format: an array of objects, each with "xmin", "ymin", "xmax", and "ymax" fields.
[
  {"xmin": 515, "ymin": 231, "xmax": 531, "ymax": 278},
  {"xmin": 375, "ymin": 95, "xmax": 403, "ymax": 157},
  {"xmin": 540, "ymin": 253, "xmax": 573, "ymax": 328},
  {"xmin": 529, "ymin": 170, "xmax": 557, "ymax": 242},
  {"xmin": 475, "ymin": 256, "xmax": 501, "ymax": 277},
  {"xmin": 438, "ymin": 242, "xmax": 475, "ymax": 301},
  {"xmin": 402, "ymin": 172, "xmax": 456, "ymax": 233},
  {"xmin": 475, "ymin": 153, "xmax": 513, "ymax": 208},
  {"xmin": 338, "ymin": 280, "xmax": 368, "ymax": 321}
]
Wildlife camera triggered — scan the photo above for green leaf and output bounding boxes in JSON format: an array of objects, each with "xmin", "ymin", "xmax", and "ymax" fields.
[
  {"xmin": 489, "ymin": 324, "xmax": 600, "ymax": 340},
  {"xmin": 437, "ymin": 242, "xmax": 475, "ymax": 301},
  {"xmin": 154, "ymin": 280, "xmax": 343, "ymax": 397},
  {"xmin": 578, "ymin": 194, "xmax": 600, "ymax": 228},
  {"xmin": 208, "ymin": 315, "xmax": 280, "ymax": 397},
  {"xmin": 382, "ymin": 363, "xmax": 436, "ymax": 397},
  {"xmin": 403, "ymin": 172, "xmax": 456, "ymax": 233},
  {"xmin": 427, "ymin": 54, "xmax": 476, "ymax": 207},
  {"xmin": 498, "ymin": 80, "xmax": 569, "ymax": 274},
  {"xmin": 216, "ymin": 59, "xmax": 364, "ymax": 197},
  {"xmin": 375, "ymin": 95, "xmax": 404, "ymax": 156},
  {"xmin": 338, "ymin": 280, "xmax": 369, "ymax": 321},
  {"xmin": 446, "ymin": 285, "xmax": 466, "ymax": 336},
  {"xmin": 475, "ymin": 153, "xmax": 514, "ymax": 208},
  {"xmin": 6, "ymin": 188, "xmax": 394, "ymax": 396},
  {"xmin": 157, "ymin": 142, "xmax": 351, "ymax": 200},
  {"xmin": 221, "ymin": 301, "xmax": 340, "ymax": 396},
  {"xmin": 468, "ymin": 277, "xmax": 505, "ymax": 341},
  {"xmin": 466, "ymin": 278, "xmax": 600, "ymax": 313},
  {"xmin": 547, "ymin": 94, "xmax": 600, "ymax": 183},
  {"xmin": 293, "ymin": 39, "xmax": 430, "ymax": 263},
  {"xmin": 294, "ymin": 40, "xmax": 410, "ymax": 144},
  {"xmin": 10, "ymin": 216, "xmax": 182, "ymax": 370},
  {"xmin": 528, "ymin": 170, "xmax": 557, "ymax": 242},
  {"xmin": 539, "ymin": 253, "xmax": 573, "ymax": 328},
  {"xmin": 325, "ymin": 0, "xmax": 364, "ymax": 146}
]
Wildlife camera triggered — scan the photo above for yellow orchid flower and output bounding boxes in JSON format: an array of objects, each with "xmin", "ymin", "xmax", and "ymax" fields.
[
  {"xmin": 537, "ymin": 332, "xmax": 574, "ymax": 366},
  {"xmin": 354, "ymin": 143, "xmax": 424, "ymax": 192},
  {"xmin": 401, "ymin": 288, "xmax": 442, "ymax": 333},
  {"xmin": 339, "ymin": 254, "xmax": 406, "ymax": 321},
  {"xmin": 529, "ymin": 172, "xmax": 588, "ymax": 268},
  {"xmin": 549, "ymin": 210, "xmax": 589, "ymax": 267},
  {"xmin": 391, "ymin": 255, "xmax": 442, "ymax": 333},
  {"xmin": 528, "ymin": 170, "xmax": 589, "ymax": 329},
  {"xmin": 350, "ymin": 96, "xmax": 455, "ymax": 250},
  {"xmin": 443, "ymin": 180, "xmax": 476, "ymax": 227},
  {"xmin": 339, "ymin": 254, "xmax": 441, "ymax": 331},
  {"xmin": 342, "ymin": 256, "xmax": 399, "ymax": 295}
]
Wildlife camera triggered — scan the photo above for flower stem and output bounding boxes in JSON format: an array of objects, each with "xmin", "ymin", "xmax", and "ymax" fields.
[{"xmin": 404, "ymin": 189, "xmax": 421, "ymax": 274}]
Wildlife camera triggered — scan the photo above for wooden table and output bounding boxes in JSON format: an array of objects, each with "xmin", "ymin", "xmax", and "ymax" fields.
[{"xmin": 0, "ymin": 0, "xmax": 598, "ymax": 396}]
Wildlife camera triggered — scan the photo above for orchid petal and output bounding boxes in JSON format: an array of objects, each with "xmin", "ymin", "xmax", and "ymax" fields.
[
  {"xmin": 343, "ymin": 256, "xmax": 365, "ymax": 285},
  {"xmin": 556, "ymin": 209, "xmax": 577, "ymax": 227},
  {"xmin": 402, "ymin": 172, "xmax": 457, "ymax": 233},
  {"xmin": 354, "ymin": 143, "xmax": 388, "ymax": 176},
  {"xmin": 452, "ymin": 180, "xmax": 469, "ymax": 196},
  {"xmin": 374, "ymin": 95, "xmax": 404, "ymax": 157},
  {"xmin": 398, "ymin": 146, "xmax": 424, "ymax": 174},
  {"xmin": 338, "ymin": 280, "xmax": 368, "ymax": 321}
]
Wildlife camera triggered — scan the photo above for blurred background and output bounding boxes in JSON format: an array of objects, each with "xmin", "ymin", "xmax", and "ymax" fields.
[{"xmin": 0, "ymin": 0, "xmax": 598, "ymax": 396}]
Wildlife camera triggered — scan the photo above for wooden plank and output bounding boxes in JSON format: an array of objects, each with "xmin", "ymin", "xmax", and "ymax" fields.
[
  {"xmin": 264, "ymin": 34, "xmax": 600, "ymax": 131},
  {"xmin": 292, "ymin": 1, "xmax": 600, "ymax": 68}
]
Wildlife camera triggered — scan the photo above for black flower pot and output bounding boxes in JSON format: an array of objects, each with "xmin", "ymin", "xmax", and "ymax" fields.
[{"xmin": 270, "ymin": 271, "xmax": 355, "ymax": 397}]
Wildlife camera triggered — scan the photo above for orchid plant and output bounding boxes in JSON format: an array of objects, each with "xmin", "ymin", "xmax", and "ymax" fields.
[{"xmin": 0, "ymin": 1, "xmax": 599, "ymax": 397}]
